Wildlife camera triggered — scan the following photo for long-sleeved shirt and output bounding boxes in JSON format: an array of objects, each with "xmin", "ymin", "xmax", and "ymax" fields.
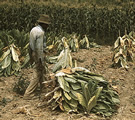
[{"xmin": 29, "ymin": 25, "xmax": 46, "ymax": 61}]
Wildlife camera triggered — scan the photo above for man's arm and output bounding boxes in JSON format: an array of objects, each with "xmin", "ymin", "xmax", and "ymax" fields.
[
  {"xmin": 35, "ymin": 32, "xmax": 44, "ymax": 63},
  {"xmin": 29, "ymin": 31, "xmax": 36, "ymax": 51}
]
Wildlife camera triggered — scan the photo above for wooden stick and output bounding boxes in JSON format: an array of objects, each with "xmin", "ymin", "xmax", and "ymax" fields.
[
  {"xmin": 47, "ymin": 97, "xmax": 54, "ymax": 104},
  {"xmin": 42, "ymin": 79, "xmax": 56, "ymax": 84},
  {"xmin": 45, "ymin": 86, "xmax": 60, "ymax": 97}
]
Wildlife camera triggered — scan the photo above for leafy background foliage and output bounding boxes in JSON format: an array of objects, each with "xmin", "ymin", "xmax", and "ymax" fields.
[{"xmin": 0, "ymin": 1, "xmax": 135, "ymax": 45}]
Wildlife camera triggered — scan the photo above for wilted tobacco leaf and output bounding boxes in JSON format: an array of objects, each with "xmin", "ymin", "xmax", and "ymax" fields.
[
  {"xmin": 60, "ymin": 67, "xmax": 72, "ymax": 74},
  {"xmin": 59, "ymin": 103, "xmax": 64, "ymax": 111},
  {"xmin": 114, "ymin": 37, "xmax": 120, "ymax": 49},
  {"xmin": 0, "ymin": 49, "xmax": 10, "ymax": 62},
  {"xmin": 120, "ymin": 37, "xmax": 124, "ymax": 47},
  {"xmin": 1, "ymin": 54, "xmax": 11, "ymax": 69},
  {"xmin": 53, "ymin": 90, "xmax": 62, "ymax": 99},
  {"xmin": 85, "ymin": 35, "xmax": 89, "ymax": 49},
  {"xmin": 11, "ymin": 45, "xmax": 19, "ymax": 62},
  {"xmin": 120, "ymin": 57, "xmax": 128, "ymax": 68},
  {"xmin": 53, "ymin": 42, "xmax": 72, "ymax": 73}
]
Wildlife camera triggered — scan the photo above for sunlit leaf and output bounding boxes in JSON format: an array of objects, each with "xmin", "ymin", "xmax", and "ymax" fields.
[
  {"xmin": 0, "ymin": 49, "xmax": 10, "ymax": 62},
  {"xmin": 76, "ymin": 93, "xmax": 87, "ymax": 108},
  {"xmin": 11, "ymin": 45, "xmax": 19, "ymax": 62},
  {"xmin": 1, "ymin": 54, "xmax": 11, "ymax": 69}
]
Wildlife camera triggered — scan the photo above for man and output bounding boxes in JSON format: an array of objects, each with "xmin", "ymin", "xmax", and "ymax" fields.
[{"xmin": 24, "ymin": 14, "xmax": 51, "ymax": 100}]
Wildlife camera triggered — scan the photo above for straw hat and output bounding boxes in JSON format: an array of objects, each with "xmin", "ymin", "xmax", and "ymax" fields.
[{"xmin": 37, "ymin": 14, "xmax": 51, "ymax": 25}]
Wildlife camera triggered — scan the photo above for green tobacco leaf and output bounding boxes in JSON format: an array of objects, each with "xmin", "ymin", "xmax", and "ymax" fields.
[
  {"xmin": 3, "ymin": 69, "xmax": 8, "ymax": 77},
  {"xmin": 12, "ymin": 61, "xmax": 20, "ymax": 72},
  {"xmin": 81, "ymin": 82, "xmax": 91, "ymax": 103},
  {"xmin": 73, "ymin": 75, "xmax": 91, "ymax": 82},
  {"xmin": 21, "ymin": 53, "xmax": 30, "ymax": 68},
  {"xmin": 76, "ymin": 93, "xmax": 87, "ymax": 108},
  {"xmin": 68, "ymin": 99, "xmax": 78, "ymax": 108},
  {"xmin": 94, "ymin": 102, "xmax": 110, "ymax": 110},
  {"xmin": 87, "ymin": 87, "xmax": 103, "ymax": 112},
  {"xmin": 69, "ymin": 91, "xmax": 78, "ymax": 100},
  {"xmin": 63, "ymin": 91, "xmax": 71, "ymax": 100},
  {"xmin": 90, "ymin": 42, "xmax": 100, "ymax": 48},
  {"xmin": 84, "ymin": 72, "xmax": 103, "ymax": 77},
  {"xmin": 77, "ymin": 79, "xmax": 87, "ymax": 84},
  {"xmin": 6, "ymin": 64, "xmax": 11, "ymax": 76},
  {"xmin": 47, "ymin": 56, "xmax": 58, "ymax": 64},
  {"xmin": 22, "ymin": 43, "xmax": 29, "ymax": 52},
  {"xmin": 62, "ymin": 101, "xmax": 72, "ymax": 112},
  {"xmin": 90, "ymin": 82, "xmax": 98, "ymax": 96},
  {"xmin": 64, "ymin": 76, "xmax": 77, "ymax": 83},
  {"xmin": 92, "ymin": 102, "xmax": 114, "ymax": 117},
  {"xmin": 63, "ymin": 94, "xmax": 78, "ymax": 108},
  {"xmin": 87, "ymin": 96, "xmax": 96, "ymax": 112},
  {"xmin": 58, "ymin": 76, "xmax": 65, "ymax": 89},
  {"xmin": 70, "ymin": 82, "xmax": 81, "ymax": 90},
  {"xmin": 58, "ymin": 76, "xmax": 70, "ymax": 92},
  {"xmin": 95, "ymin": 87, "xmax": 103, "ymax": 100},
  {"xmin": 90, "ymin": 76, "xmax": 105, "ymax": 82},
  {"xmin": 112, "ymin": 97, "xmax": 120, "ymax": 104},
  {"xmin": 104, "ymin": 112, "xmax": 113, "ymax": 117},
  {"xmin": 84, "ymin": 83, "xmax": 91, "ymax": 103},
  {"xmin": 2, "ymin": 54, "xmax": 11, "ymax": 69},
  {"xmin": 0, "ymin": 71, "xmax": 3, "ymax": 77}
]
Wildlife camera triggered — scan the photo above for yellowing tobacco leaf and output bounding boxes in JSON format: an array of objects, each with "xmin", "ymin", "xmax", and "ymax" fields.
[
  {"xmin": 11, "ymin": 45, "xmax": 19, "ymax": 62},
  {"xmin": 76, "ymin": 93, "xmax": 87, "ymax": 108},
  {"xmin": 0, "ymin": 49, "xmax": 10, "ymax": 62}
]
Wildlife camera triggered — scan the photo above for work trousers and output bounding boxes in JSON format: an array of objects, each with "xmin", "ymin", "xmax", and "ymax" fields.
[
  {"xmin": 24, "ymin": 48, "xmax": 48, "ymax": 97},
  {"xmin": 24, "ymin": 61, "xmax": 46, "ymax": 97}
]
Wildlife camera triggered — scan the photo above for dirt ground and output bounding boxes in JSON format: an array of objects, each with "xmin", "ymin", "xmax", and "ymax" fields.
[{"xmin": 0, "ymin": 45, "xmax": 135, "ymax": 120}]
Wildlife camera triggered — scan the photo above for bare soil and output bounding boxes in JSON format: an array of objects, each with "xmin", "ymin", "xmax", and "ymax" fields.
[{"xmin": 0, "ymin": 46, "xmax": 135, "ymax": 120}]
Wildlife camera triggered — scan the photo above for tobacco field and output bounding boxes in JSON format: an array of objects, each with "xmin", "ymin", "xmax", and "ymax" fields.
[{"xmin": 0, "ymin": 0, "xmax": 135, "ymax": 120}]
